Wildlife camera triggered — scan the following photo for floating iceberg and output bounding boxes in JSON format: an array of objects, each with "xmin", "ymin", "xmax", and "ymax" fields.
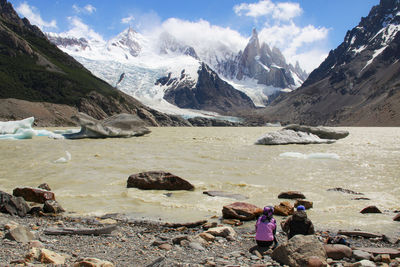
[
  {"xmin": 0, "ymin": 117, "xmax": 64, "ymax": 140},
  {"xmin": 54, "ymin": 151, "xmax": 71, "ymax": 163},
  {"xmin": 280, "ymin": 152, "xmax": 340, "ymax": 160}
]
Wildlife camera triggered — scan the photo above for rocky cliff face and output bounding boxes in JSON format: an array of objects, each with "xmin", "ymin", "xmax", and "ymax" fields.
[
  {"xmin": 263, "ymin": 0, "xmax": 400, "ymax": 126},
  {"xmin": 0, "ymin": 0, "xmax": 189, "ymax": 126},
  {"xmin": 157, "ymin": 63, "xmax": 256, "ymax": 114},
  {"xmin": 215, "ymin": 29, "xmax": 307, "ymax": 91}
]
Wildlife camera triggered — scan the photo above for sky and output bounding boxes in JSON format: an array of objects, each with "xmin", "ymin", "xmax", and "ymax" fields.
[{"xmin": 8, "ymin": 0, "xmax": 380, "ymax": 73}]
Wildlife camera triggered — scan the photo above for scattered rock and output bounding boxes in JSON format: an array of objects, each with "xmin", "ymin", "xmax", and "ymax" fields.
[
  {"xmin": 274, "ymin": 201, "xmax": 294, "ymax": 216},
  {"xmin": 353, "ymin": 250, "xmax": 373, "ymax": 261},
  {"xmin": 222, "ymin": 202, "xmax": 262, "ymax": 221},
  {"xmin": 202, "ymin": 222, "xmax": 218, "ymax": 230},
  {"xmin": 127, "ymin": 171, "xmax": 194, "ymax": 191},
  {"xmin": 294, "ymin": 199, "xmax": 313, "ymax": 209},
  {"xmin": 63, "ymin": 113, "xmax": 151, "ymax": 139},
  {"xmin": 278, "ymin": 191, "xmax": 306, "ymax": 199},
  {"xmin": 255, "ymin": 129, "xmax": 336, "ymax": 145},
  {"xmin": 324, "ymin": 244, "xmax": 353, "ymax": 260},
  {"xmin": 43, "ymin": 200, "xmax": 65, "ymax": 214},
  {"xmin": 189, "ymin": 242, "xmax": 205, "ymax": 251},
  {"xmin": 172, "ymin": 235, "xmax": 189, "ymax": 245},
  {"xmin": 5, "ymin": 225, "xmax": 35, "ymax": 243},
  {"xmin": 351, "ymin": 259, "xmax": 376, "ymax": 266},
  {"xmin": 39, "ymin": 248, "xmax": 66, "ymax": 265},
  {"xmin": 271, "ymin": 235, "xmax": 327, "ymax": 266},
  {"xmin": 357, "ymin": 247, "xmax": 400, "ymax": 259},
  {"xmin": 158, "ymin": 243, "xmax": 172, "ymax": 251},
  {"xmin": 13, "ymin": 187, "xmax": 55, "ymax": 204},
  {"xmin": 73, "ymin": 257, "xmax": 114, "ymax": 267},
  {"xmin": 38, "ymin": 183, "xmax": 51, "ymax": 191},
  {"xmin": 205, "ymin": 226, "xmax": 236, "ymax": 239},
  {"xmin": 360, "ymin": 206, "xmax": 382, "ymax": 214},
  {"xmin": 307, "ymin": 256, "xmax": 326, "ymax": 267},
  {"xmin": 198, "ymin": 232, "xmax": 215, "ymax": 242},
  {"xmin": 222, "ymin": 219, "xmax": 243, "ymax": 226},
  {"xmin": 283, "ymin": 124, "xmax": 349, "ymax": 140},
  {"xmin": 0, "ymin": 190, "xmax": 30, "ymax": 217},
  {"xmin": 203, "ymin": 191, "xmax": 248, "ymax": 200}
]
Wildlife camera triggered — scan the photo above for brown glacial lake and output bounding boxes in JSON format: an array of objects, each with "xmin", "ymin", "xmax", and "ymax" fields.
[{"xmin": 1, "ymin": 127, "xmax": 399, "ymax": 236}]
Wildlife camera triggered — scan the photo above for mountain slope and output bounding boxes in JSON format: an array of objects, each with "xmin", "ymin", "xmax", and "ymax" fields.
[
  {"xmin": 263, "ymin": 0, "xmax": 400, "ymax": 126},
  {"xmin": 0, "ymin": 0, "xmax": 187, "ymax": 126}
]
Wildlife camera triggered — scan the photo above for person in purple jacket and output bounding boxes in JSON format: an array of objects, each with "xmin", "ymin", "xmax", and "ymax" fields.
[{"xmin": 255, "ymin": 206, "xmax": 278, "ymax": 248}]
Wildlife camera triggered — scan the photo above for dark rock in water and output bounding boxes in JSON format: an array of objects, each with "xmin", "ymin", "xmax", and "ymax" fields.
[
  {"xmin": 5, "ymin": 226, "xmax": 35, "ymax": 243},
  {"xmin": 203, "ymin": 191, "xmax": 248, "ymax": 200},
  {"xmin": 283, "ymin": 124, "xmax": 349, "ymax": 140},
  {"xmin": 327, "ymin": 187, "xmax": 364, "ymax": 195},
  {"xmin": 393, "ymin": 213, "xmax": 400, "ymax": 221},
  {"xmin": 271, "ymin": 235, "xmax": 327, "ymax": 266},
  {"xmin": 0, "ymin": 191, "xmax": 30, "ymax": 217},
  {"xmin": 294, "ymin": 199, "xmax": 313, "ymax": 209},
  {"xmin": 43, "ymin": 200, "xmax": 65, "ymax": 214},
  {"xmin": 352, "ymin": 197, "xmax": 371, "ymax": 200},
  {"xmin": 63, "ymin": 113, "xmax": 151, "ymax": 139},
  {"xmin": 360, "ymin": 205, "xmax": 382, "ymax": 214},
  {"xmin": 127, "ymin": 171, "xmax": 194, "ymax": 191},
  {"xmin": 13, "ymin": 187, "xmax": 55, "ymax": 204},
  {"xmin": 278, "ymin": 191, "xmax": 306, "ymax": 199},
  {"xmin": 222, "ymin": 202, "xmax": 262, "ymax": 221},
  {"xmin": 274, "ymin": 201, "xmax": 294, "ymax": 216},
  {"xmin": 38, "ymin": 183, "xmax": 51, "ymax": 191}
]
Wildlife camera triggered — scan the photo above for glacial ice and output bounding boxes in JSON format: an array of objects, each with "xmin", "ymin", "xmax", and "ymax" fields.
[
  {"xmin": 54, "ymin": 151, "xmax": 71, "ymax": 163},
  {"xmin": 0, "ymin": 117, "xmax": 64, "ymax": 140},
  {"xmin": 279, "ymin": 152, "xmax": 340, "ymax": 160}
]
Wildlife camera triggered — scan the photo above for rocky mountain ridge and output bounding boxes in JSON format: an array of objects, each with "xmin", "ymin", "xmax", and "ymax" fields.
[{"xmin": 262, "ymin": 0, "xmax": 400, "ymax": 126}]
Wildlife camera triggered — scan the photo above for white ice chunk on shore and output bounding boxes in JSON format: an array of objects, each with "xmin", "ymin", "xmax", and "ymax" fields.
[
  {"xmin": 0, "ymin": 117, "xmax": 34, "ymax": 134},
  {"xmin": 280, "ymin": 152, "xmax": 339, "ymax": 160},
  {"xmin": 54, "ymin": 151, "xmax": 71, "ymax": 163},
  {"xmin": 0, "ymin": 117, "xmax": 64, "ymax": 139}
]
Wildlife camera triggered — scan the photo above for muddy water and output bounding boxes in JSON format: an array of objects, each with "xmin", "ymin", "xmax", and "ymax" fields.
[{"xmin": 0, "ymin": 127, "xmax": 399, "ymax": 236}]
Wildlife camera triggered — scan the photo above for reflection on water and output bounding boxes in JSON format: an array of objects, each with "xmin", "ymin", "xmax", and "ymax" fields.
[{"xmin": 0, "ymin": 127, "xmax": 399, "ymax": 236}]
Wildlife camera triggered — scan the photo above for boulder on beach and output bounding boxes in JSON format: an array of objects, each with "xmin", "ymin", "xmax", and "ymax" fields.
[
  {"xmin": 323, "ymin": 244, "xmax": 353, "ymax": 260},
  {"xmin": 63, "ymin": 113, "xmax": 151, "ymax": 139},
  {"xmin": 222, "ymin": 202, "xmax": 263, "ymax": 221},
  {"xmin": 294, "ymin": 199, "xmax": 313, "ymax": 210},
  {"xmin": 127, "ymin": 171, "xmax": 194, "ymax": 191},
  {"xmin": 271, "ymin": 235, "xmax": 327, "ymax": 266},
  {"xmin": 283, "ymin": 124, "xmax": 349, "ymax": 140},
  {"xmin": 274, "ymin": 201, "xmax": 294, "ymax": 216},
  {"xmin": 13, "ymin": 187, "xmax": 55, "ymax": 204},
  {"xmin": 0, "ymin": 191, "xmax": 30, "ymax": 217},
  {"xmin": 278, "ymin": 191, "xmax": 306, "ymax": 199},
  {"xmin": 203, "ymin": 191, "xmax": 248, "ymax": 200},
  {"xmin": 255, "ymin": 129, "xmax": 336, "ymax": 145}
]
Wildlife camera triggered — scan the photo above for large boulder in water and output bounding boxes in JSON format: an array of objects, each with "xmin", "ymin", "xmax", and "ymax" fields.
[
  {"xmin": 271, "ymin": 235, "xmax": 327, "ymax": 266},
  {"xmin": 0, "ymin": 191, "xmax": 30, "ymax": 217},
  {"xmin": 283, "ymin": 124, "xmax": 349, "ymax": 140},
  {"xmin": 278, "ymin": 191, "xmax": 306, "ymax": 199},
  {"xmin": 255, "ymin": 129, "xmax": 335, "ymax": 145},
  {"xmin": 127, "ymin": 171, "xmax": 194, "ymax": 191},
  {"xmin": 63, "ymin": 113, "xmax": 151, "ymax": 139},
  {"xmin": 222, "ymin": 202, "xmax": 263, "ymax": 221}
]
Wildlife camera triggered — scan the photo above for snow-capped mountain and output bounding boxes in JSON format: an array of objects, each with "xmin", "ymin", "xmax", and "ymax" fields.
[
  {"xmin": 264, "ymin": 0, "xmax": 400, "ymax": 126},
  {"xmin": 46, "ymin": 26, "xmax": 306, "ymax": 116}
]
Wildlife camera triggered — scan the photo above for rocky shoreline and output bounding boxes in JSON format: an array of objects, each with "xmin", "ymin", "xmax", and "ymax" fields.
[{"xmin": 1, "ymin": 210, "xmax": 400, "ymax": 266}]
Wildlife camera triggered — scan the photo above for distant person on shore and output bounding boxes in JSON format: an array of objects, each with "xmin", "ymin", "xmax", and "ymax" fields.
[
  {"xmin": 281, "ymin": 205, "xmax": 315, "ymax": 239},
  {"xmin": 255, "ymin": 206, "xmax": 278, "ymax": 249}
]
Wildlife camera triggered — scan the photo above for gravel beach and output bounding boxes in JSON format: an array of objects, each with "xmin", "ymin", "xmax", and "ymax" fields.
[{"xmin": 1, "ymin": 211, "xmax": 399, "ymax": 267}]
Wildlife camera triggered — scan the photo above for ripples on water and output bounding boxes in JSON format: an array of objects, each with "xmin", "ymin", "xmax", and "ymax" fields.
[{"xmin": 0, "ymin": 127, "xmax": 399, "ymax": 236}]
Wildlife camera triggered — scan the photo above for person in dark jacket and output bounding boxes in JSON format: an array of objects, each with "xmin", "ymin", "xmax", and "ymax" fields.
[{"xmin": 281, "ymin": 205, "xmax": 315, "ymax": 239}]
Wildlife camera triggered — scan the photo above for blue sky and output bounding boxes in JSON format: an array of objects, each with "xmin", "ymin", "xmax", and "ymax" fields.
[{"xmin": 8, "ymin": 0, "xmax": 379, "ymax": 72}]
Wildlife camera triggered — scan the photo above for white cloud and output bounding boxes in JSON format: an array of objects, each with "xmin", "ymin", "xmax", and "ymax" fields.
[
  {"xmin": 234, "ymin": 0, "xmax": 302, "ymax": 21},
  {"xmin": 121, "ymin": 15, "xmax": 135, "ymax": 24},
  {"xmin": 72, "ymin": 4, "xmax": 96, "ymax": 14},
  {"xmin": 258, "ymin": 23, "xmax": 329, "ymax": 72},
  {"xmin": 63, "ymin": 16, "xmax": 104, "ymax": 42},
  {"xmin": 160, "ymin": 18, "xmax": 247, "ymax": 60},
  {"xmin": 15, "ymin": 2, "xmax": 57, "ymax": 30}
]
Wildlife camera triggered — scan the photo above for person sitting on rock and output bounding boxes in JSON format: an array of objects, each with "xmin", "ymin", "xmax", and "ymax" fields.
[
  {"xmin": 281, "ymin": 205, "xmax": 315, "ymax": 239},
  {"xmin": 255, "ymin": 206, "xmax": 278, "ymax": 248}
]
